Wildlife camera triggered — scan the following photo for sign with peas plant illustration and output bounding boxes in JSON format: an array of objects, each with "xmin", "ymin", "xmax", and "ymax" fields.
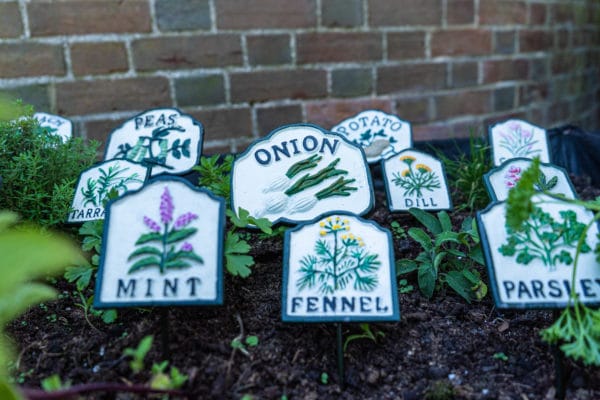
[
  {"xmin": 103, "ymin": 108, "xmax": 203, "ymax": 177},
  {"xmin": 282, "ymin": 213, "xmax": 399, "ymax": 322},
  {"xmin": 489, "ymin": 119, "xmax": 550, "ymax": 166},
  {"xmin": 94, "ymin": 177, "xmax": 224, "ymax": 308},
  {"xmin": 382, "ymin": 149, "xmax": 452, "ymax": 212},
  {"xmin": 330, "ymin": 110, "xmax": 412, "ymax": 163},
  {"xmin": 483, "ymin": 158, "xmax": 577, "ymax": 202},
  {"xmin": 231, "ymin": 124, "xmax": 374, "ymax": 225},
  {"xmin": 68, "ymin": 160, "xmax": 147, "ymax": 223},
  {"xmin": 477, "ymin": 193, "xmax": 600, "ymax": 308},
  {"xmin": 34, "ymin": 112, "xmax": 72, "ymax": 142}
]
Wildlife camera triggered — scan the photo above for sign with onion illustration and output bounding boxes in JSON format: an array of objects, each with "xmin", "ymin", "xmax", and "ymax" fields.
[
  {"xmin": 68, "ymin": 159, "xmax": 147, "ymax": 223},
  {"xmin": 330, "ymin": 110, "xmax": 412, "ymax": 163},
  {"xmin": 94, "ymin": 177, "xmax": 224, "ymax": 307},
  {"xmin": 382, "ymin": 149, "xmax": 452, "ymax": 211},
  {"xmin": 489, "ymin": 119, "xmax": 550, "ymax": 166},
  {"xmin": 484, "ymin": 158, "xmax": 577, "ymax": 202},
  {"xmin": 231, "ymin": 124, "xmax": 374, "ymax": 225},
  {"xmin": 104, "ymin": 108, "xmax": 203, "ymax": 177},
  {"xmin": 34, "ymin": 112, "xmax": 73, "ymax": 142},
  {"xmin": 282, "ymin": 213, "xmax": 399, "ymax": 322}
]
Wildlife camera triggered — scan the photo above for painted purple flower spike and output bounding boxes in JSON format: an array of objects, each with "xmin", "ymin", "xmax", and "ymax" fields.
[
  {"xmin": 143, "ymin": 216, "xmax": 161, "ymax": 232},
  {"xmin": 160, "ymin": 187, "xmax": 174, "ymax": 224},
  {"xmin": 174, "ymin": 212, "xmax": 198, "ymax": 229},
  {"xmin": 181, "ymin": 242, "xmax": 194, "ymax": 252}
]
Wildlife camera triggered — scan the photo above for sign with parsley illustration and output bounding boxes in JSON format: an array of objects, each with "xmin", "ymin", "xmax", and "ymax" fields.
[
  {"xmin": 34, "ymin": 112, "xmax": 73, "ymax": 142},
  {"xmin": 331, "ymin": 110, "xmax": 412, "ymax": 163},
  {"xmin": 282, "ymin": 213, "xmax": 399, "ymax": 322},
  {"xmin": 484, "ymin": 158, "xmax": 577, "ymax": 202},
  {"xmin": 382, "ymin": 149, "xmax": 452, "ymax": 212},
  {"xmin": 94, "ymin": 177, "xmax": 224, "ymax": 308},
  {"xmin": 68, "ymin": 160, "xmax": 147, "ymax": 223},
  {"xmin": 489, "ymin": 119, "xmax": 550, "ymax": 166},
  {"xmin": 103, "ymin": 108, "xmax": 203, "ymax": 177},
  {"xmin": 231, "ymin": 124, "xmax": 374, "ymax": 225},
  {"xmin": 477, "ymin": 193, "xmax": 600, "ymax": 308}
]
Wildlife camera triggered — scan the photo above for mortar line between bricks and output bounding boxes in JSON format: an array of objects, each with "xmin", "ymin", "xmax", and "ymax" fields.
[
  {"xmin": 148, "ymin": 0, "xmax": 159, "ymax": 33},
  {"xmin": 17, "ymin": 0, "xmax": 30, "ymax": 38},
  {"xmin": 208, "ymin": 0, "xmax": 217, "ymax": 32}
]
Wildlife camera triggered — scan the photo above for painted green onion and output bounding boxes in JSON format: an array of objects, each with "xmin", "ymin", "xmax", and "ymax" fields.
[
  {"xmin": 286, "ymin": 154, "xmax": 322, "ymax": 178},
  {"xmin": 315, "ymin": 177, "xmax": 358, "ymax": 200},
  {"xmin": 284, "ymin": 158, "xmax": 346, "ymax": 196}
]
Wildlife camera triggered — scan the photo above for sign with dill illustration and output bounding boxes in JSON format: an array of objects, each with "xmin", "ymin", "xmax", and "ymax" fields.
[
  {"xmin": 94, "ymin": 177, "xmax": 224, "ymax": 308},
  {"xmin": 34, "ymin": 112, "xmax": 73, "ymax": 142},
  {"xmin": 103, "ymin": 108, "xmax": 203, "ymax": 177},
  {"xmin": 484, "ymin": 158, "xmax": 577, "ymax": 202},
  {"xmin": 381, "ymin": 149, "xmax": 452, "ymax": 212},
  {"xmin": 489, "ymin": 119, "xmax": 550, "ymax": 166},
  {"xmin": 477, "ymin": 193, "xmax": 600, "ymax": 309},
  {"xmin": 231, "ymin": 124, "xmax": 374, "ymax": 225},
  {"xmin": 68, "ymin": 160, "xmax": 147, "ymax": 223},
  {"xmin": 330, "ymin": 110, "xmax": 412, "ymax": 163},
  {"xmin": 282, "ymin": 213, "xmax": 399, "ymax": 322}
]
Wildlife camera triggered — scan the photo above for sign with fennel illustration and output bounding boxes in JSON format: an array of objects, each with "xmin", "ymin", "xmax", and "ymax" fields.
[
  {"xmin": 282, "ymin": 213, "xmax": 399, "ymax": 322},
  {"xmin": 477, "ymin": 193, "xmax": 600, "ymax": 309},
  {"xmin": 94, "ymin": 177, "xmax": 224, "ymax": 308},
  {"xmin": 34, "ymin": 112, "xmax": 73, "ymax": 142},
  {"xmin": 489, "ymin": 119, "xmax": 550, "ymax": 166},
  {"xmin": 103, "ymin": 108, "xmax": 203, "ymax": 177},
  {"xmin": 331, "ymin": 110, "xmax": 412, "ymax": 163},
  {"xmin": 382, "ymin": 149, "xmax": 452, "ymax": 212},
  {"xmin": 68, "ymin": 160, "xmax": 146, "ymax": 223},
  {"xmin": 231, "ymin": 124, "xmax": 374, "ymax": 225},
  {"xmin": 484, "ymin": 158, "xmax": 577, "ymax": 202}
]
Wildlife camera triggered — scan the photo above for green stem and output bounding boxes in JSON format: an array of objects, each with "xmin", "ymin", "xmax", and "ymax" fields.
[
  {"xmin": 333, "ymin": 229, "xmax": 339, "ymax": 290},
  {"xmin": 160, "ymin": 223, "xmax": 169, "ymax": 274}
]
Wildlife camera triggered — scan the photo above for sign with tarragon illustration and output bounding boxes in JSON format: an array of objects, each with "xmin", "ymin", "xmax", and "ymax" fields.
[
  {"xmin": 282, "ymin": 213, "xmax": 400, "ymax": 322},
  {"xmin": 330, "ymin": 110, "xmax": 412, "ymax": 163},
  {"xmin": 68, "ymin": 160, "xmax": 147, "ymax": 223},
  {"xmin": 34, "ymin": 112, "xmax": 73, "ymax": 142},
  {"xmin": 104, "ymin": 108, "xmax": 203, "ymax": 176},
  {"xmin": 94, "ymin": 177, "xmax": 224, "ymax": 308},
  {"xmin": 231, "ymin": 124, "xmax": 374, "ymax": 225},
  {"xmin": 382, "ymin": 149, "xmax": 452, "ymax": 211},
  {"xmin": 477, "ymin": 193, "xmax": 600, "ymax": 309},
  {"xmin": 489, "ymin": 119, "xmax": 550, "ymax": 166},
  {"xmin": 484, "ymin": 158, "xmax": 577, "ymax": 202}
]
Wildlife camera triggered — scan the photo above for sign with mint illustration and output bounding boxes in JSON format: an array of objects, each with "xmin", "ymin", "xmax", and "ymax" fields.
[
  {"xmin": 68, "ymin": 160, "xmax": 146, "ymax": 223},
  {"xmin": 231, "ymin": 124, "xmax": 374, "ymax": 225},
  {"xmin": 283, "ymin": 213, "xmax": 399, "ymax": 322},
  {"xmin": 477, "ymin": 193, "xmax": 600, "ymax": 308},
  {"xmin": 34, "ymin": 112, "xmax": 73, "ymax": 142},
  {"xmin": 94, "ymin": 177, "xmax": 224, "ymax": 307},
  {"xmin": 331, "ymin": 110, "xmax": 412, "ymax": 163},
  {"xmin": 103, "ymin": 108, "xmax": 203, "ymax": 177},
  {"xmin": 484, "ymin": 158, "xmax": 577, "ymax": 202},
  {"xmin": 489, "ymin": 119, "xmax": 550, "ymax": 166},
  {"xmin": 381, "ymin": 149, "xmax": 451, "ymax": 211}
]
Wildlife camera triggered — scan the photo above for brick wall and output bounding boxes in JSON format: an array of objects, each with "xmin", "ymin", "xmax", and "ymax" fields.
[{"xmin": 0, "ymin": 0, "xmax": 598, "ymax": 154}]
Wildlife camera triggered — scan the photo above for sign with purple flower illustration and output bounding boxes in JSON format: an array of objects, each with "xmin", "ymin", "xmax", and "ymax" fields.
[
  {"xmin": 103, "ymin": 108, "xmax": 203, "ymax": 177},
  {"xmin": 483, "ymin": 158, "xmax": 577, "ymax": 202},
  {"xmin": 330, "ymin": 110, "xmax": 412, "ymax": 163},
  {"xmin": 489, "ymin": 119, "xmax": 550, "ymax": 166},
  {"xmin": 94, "ymin": 177, "xmax": 224, "ymax": 307},
  {"xmin": 381, "ymin": 149, "xmax": 452, "ymax": 212},
  {"xmin": 34, "ymin": 112, "xmax": 73, "ymax": 142},
  {"xmin": 282, "ymin": 213, "xmax": 399, "ymax": 322}
]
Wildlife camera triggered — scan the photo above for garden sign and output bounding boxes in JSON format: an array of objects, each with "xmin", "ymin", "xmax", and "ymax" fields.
[
  {"xmin": 489, "ymin": 119, "xmax": 550, "ymax": 166},
  {"xmin": 34, "ymin": 112, "xmax": 72, "ymax": 142}
]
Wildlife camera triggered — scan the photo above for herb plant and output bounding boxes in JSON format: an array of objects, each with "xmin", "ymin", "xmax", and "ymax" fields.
[{"xmin": 194, "ymin": 154, "xmax": 234, "ymax": 201}]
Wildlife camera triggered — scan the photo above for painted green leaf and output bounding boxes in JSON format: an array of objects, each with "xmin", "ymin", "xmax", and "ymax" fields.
[
  {"xmin": 177, "ymin": 251, "xmax": 204, "ymax": 264},
  {"xmin": 166, "ymin": 228, "xmax": 197, "ymax": 244},
  {"xmin": 165, "ymin": 260, "xmax": 191, "ymax": 270},
  {"xmin": 128, "ymin": 256, "xmax": 161, "ymax": 273},
  {"xmin": 128, "ymin": 246, "xmax": 162, "ymax": 260},
  {"xmin": 135, "ymin": 232, "xmax": 163, "ymax": 245}
]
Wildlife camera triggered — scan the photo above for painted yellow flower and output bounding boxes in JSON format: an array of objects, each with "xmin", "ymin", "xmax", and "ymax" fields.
[
  {"xmin": 342, "ymin": 234, "xmax": 348, "ymax": 240},
  {"xmin": 332, "ymin": 224, "xmax": 341, "ymax": 230},
  {"xmin": 415, "ymin": 163, "xmax": 432, "ymax": 173},
  {"xmin": 400, "ymin": 155, "xmax": 416, "ymax": 165},
  {"xmin": 401, "ymin": 169, "xmax": 411, "ymax": 177},
  {"xmin": 320, "ymin": 230, "xmax": 327, "ymax": 236},
  {"xmin": 345, "ymin": 226, "xmax": 350, "ymax": 231},
  {"xmin": 358, "ymin": 241, "xmax": 365, "ymax": 247},
  {"xmin": 319, "ymin": 221, "xmax": 325, "ymax": 227},
  {"xmin": 343, "ymin": 219, "xmax": 349, "ymax": 224}
]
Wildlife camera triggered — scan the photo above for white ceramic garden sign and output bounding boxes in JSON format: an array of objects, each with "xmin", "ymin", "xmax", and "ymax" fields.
[
  {"xmin": 489, "ymin": 119, "xmax": 550, "ymax": 166},
  {"xmin": 231, "ymin": 124, "xmax": 374, "ymax": 225},
  {"xmin": 282, "ymin": 213, "xmax": 400, "ymax": 322},
  {"xmin": 34, "ymin": 112, "xmax": 73, "ymax": 142}
]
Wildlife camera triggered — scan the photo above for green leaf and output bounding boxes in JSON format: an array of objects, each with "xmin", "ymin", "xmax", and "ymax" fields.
[
  {"xmin": 0, "ymin": 282, "xmax": 57, "ymax": 326},
  {"xmin": 395, "ymin": 259, "xmax": 418, "ymax": 275},
  {"xmin": 225, "ymin": 231, "xmax": 254, "ymax": 277},
  {"xmin": 0, "ymin": 377, "xmax": 24, "ymax": 400},
  {"xmin": 506, "ymin": 157, "xmax": 541, "ymax": 230},
  {"xmin": 409, "ymin": 208, "xmax": 441, "ymax": 234},
  {"xmin": 226, "ymin": 231, "xmax": 251, "ymax": 254},
  {"xmin": 434, "ymin": 231, "xmax": 460, "ymax": 247},
  {"xmin": 433, "ymin": 251, "xmax": 447, "ymax": 270},
  {"xmin": 127, "ymin": 246, "xmax": 162, "ymax": 260},
  {"xmin": 135, "ymin": 232, "xmax": 163, "ymax": 245},
  {"xmin": 418, "ymin": 263, "xmax": 436, "ymax": 298},
  {"xmin": 251, "ymin": 216, "xmax": 273, "ymax": 235},
  {"xmin": 165, "ymin": 260, "xmax": 192, "ymax": 270},
  {"xmin": 437, "ymin": 211, "xmax": 453, "ymax": 232},
  {"xmin": 408, "ymin": 228, "xmax": 433, "ymax": 251},
  {"xmin": 166, "ymin": 228, "xmax": 197, "ymax": 244},
  {"xmin": 128, "ymin": 256, "xmax": 161, "ymax": 273},
  {"xmin": 228, "ymin": 207, "xmax": 251, "ymax": 228},
  {"xmin": 176, "ymin": 251, "xmax": 204, "ymax": 264},
  {"xmin": 445, "ymin": 270, "xmax": 474, "ymax": 303},
  {"xmin": 64, "ymin": 264, "xmax": 94, "ymax": 291},
  {"xmin": 101, "ymin": 309, "xmax": 118, "ymax": 324}
]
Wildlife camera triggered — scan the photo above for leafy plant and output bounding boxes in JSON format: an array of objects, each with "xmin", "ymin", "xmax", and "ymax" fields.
[
  {"xmin": 230, "ymin": 335, "xmax": 259, "ymax": 356},
  {"xmin": 194, "ymin": 154, "xmax": 234, "ymax": 202},
  {"xmin": 390, "ymin": 221, "xmax": 407, "ymax": 240},
  {"xmin": 343, "ymin": 323, "xmax": 385, "ymax": 352},
  {"xmin": 150, "ymin": 361, "xmax": 188, "ymax": 390},
  {"xmin": 396, "ymin": 208, "xmax": 487, "ymax": 303},
  {"xmin": 41, "ymin": 374, "xmax": 69, "ymax": 392},
  {"xmin": 123, "ymin": 335, "xmax": 154, "ymax": 374}
]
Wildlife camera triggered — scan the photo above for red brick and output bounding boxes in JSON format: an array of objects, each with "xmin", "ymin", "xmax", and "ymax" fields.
[
  {"xmin": 412, "ymin": 123, "xmax": 451, "ymax": 141},
  {"xmin": 190, "ymin": 107, "xmax": 252, "ymax": 141},
  {"xmin": 431, "ymin": 29, "xmax": 492, "ymax": 56},
  {"xmin": 447, "ymin": 0, "xmax": 475, "ymax": 25},
  {"xmin": 520, "ymin": 29, "xmax": 553, "ymax": 52},
  {"xmin": 552, "ymin": 52, "xmax": 586, "ymax": 75},
  {"xmin": 56, "ymin": 77, "xmax": 171, "ymax": 115},
  {"xmin": 529, "ymin": 2, "xmax": 547, "ymax": 25},
  {"xmin": 483, "ymin": 59, "xmax": 529, "ymax": 83},
  {"xmin": 70, "ymin": 42, "xmax": 128, "ymax": 76},
  {"xmin": 28, "ymin": 0, "xmax": 151, "ymax": 36},
  {"xmin": 369, "ymin": 0, "xmax": 442, "ymax": 26},
  {"xmin": 0, "ymin": 2, "xmax": 23, "ymax": 38},
  {"xmin": 0, "ymin": 43, "xmax": 65, "ymax": 78},
  {"xmin": 297, "ymin": 33, "xmax": 382, "ymax": 64},
  {"xmin": 305, "ymin": 98, "xmax": 393, "ymax": 129},
  {"xmin": 395, "ymin": 97, "xmax": 430, "ymax": 123},
  {"xmin": 202, "ymin": 143, "xmax": 236, "ymax": 156},
  {"xmin": 377, "ymin": 63, "xmax": 446, "ymax": 94},
  {"xmin": 230, "ymin": 69, "xmax": 327, "ymax": 103},
  {"xmin": 551, "ymin": 3, "xmax": 573, "ymax": 24},
  {"xmin": 434, "ymin": 90, "xmax": 491, "ymax": 120},
  {"xmin": 555, "ymin": 29, "xmax": 570, "ymax": 49},
  {"xmin": 484, "ymin": 112, "xmax": 528, "ymax": 129},
  {"xmin": 132, "ymin": 35, "xmax": 242, "ymax": 71},
  {"xmin": 519, "ymin": 83, "xmax": 548, "ymax": 105},
  {"xmin": 451, "ymin": 62, "xmax": 478, "ymax": 88},
  {"xmin": 86, "ymin": 117, "xmax": 129, "ymax": 150},
  {"xmin": 387, "ymin": 32, "xmax": 426, "ymax": 60},
  {"xmin": 247, "ymin": 34, "xmax": 291, "ymax": 66},
  {"xmin": 256, "ymin": 105, "xmax": 303, "ymax": 135},
  {"xmin": 216, "ymin": 0, "xmax": 316, "ymax": 29},
  {"xmin": 479, "ymin": 0, "xmax": 527, "ymax": 25},
  {"xmin": 548, "ymin": 100, "xmax": 571, "ymax": 124}
]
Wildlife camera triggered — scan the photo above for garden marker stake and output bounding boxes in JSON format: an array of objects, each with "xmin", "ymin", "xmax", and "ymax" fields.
[{"xmin": 489, "ymin": 119, "xmax": 550, "ymax": 166}]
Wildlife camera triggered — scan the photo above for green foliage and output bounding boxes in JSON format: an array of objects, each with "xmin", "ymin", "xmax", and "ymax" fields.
[
  {"xmin": 493, "ymin": 352, "xmax": 508, "ymax": 362},
  {"xmin": 424, "ymin": 380, "xmax": 455, "ymax": 400},
  {"xmin": 390, "ymin": 221, "xmax": 407, "ymax": 240},
  {"xmin": 150, "ymin": 361, "xmax": 188, "ymax": 390},
  {"xmin": 41, "ymin": 374, "xmax": 69, "ymax": 392},
  {"xmin": 230, "ymin": 335, "xmax": 259, "ymax": 356},
  {"xmin": 0, "ymin": 112, "xmax": 99, "ymax": 227},
  {"xmin": 320, "ymin": 372, "xmax": 329, "ymax": 385},
  {"xmin": 343, "ymin": 323, "xmax": 385, "ymax": 352},
  {"xmin": 396, "ymin": 208, "xmax": 486, "ymax": 303},
  {"xmin": 505, "ymin": 157, "xmax": 541, "ymax": 230},
  {"xmin": 194, "ymin": 154, "xmax": 234, "ymax": 201},
  {"xmin": 123, "ymin": 335, "xmax": 154, "ymax": 374}
]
